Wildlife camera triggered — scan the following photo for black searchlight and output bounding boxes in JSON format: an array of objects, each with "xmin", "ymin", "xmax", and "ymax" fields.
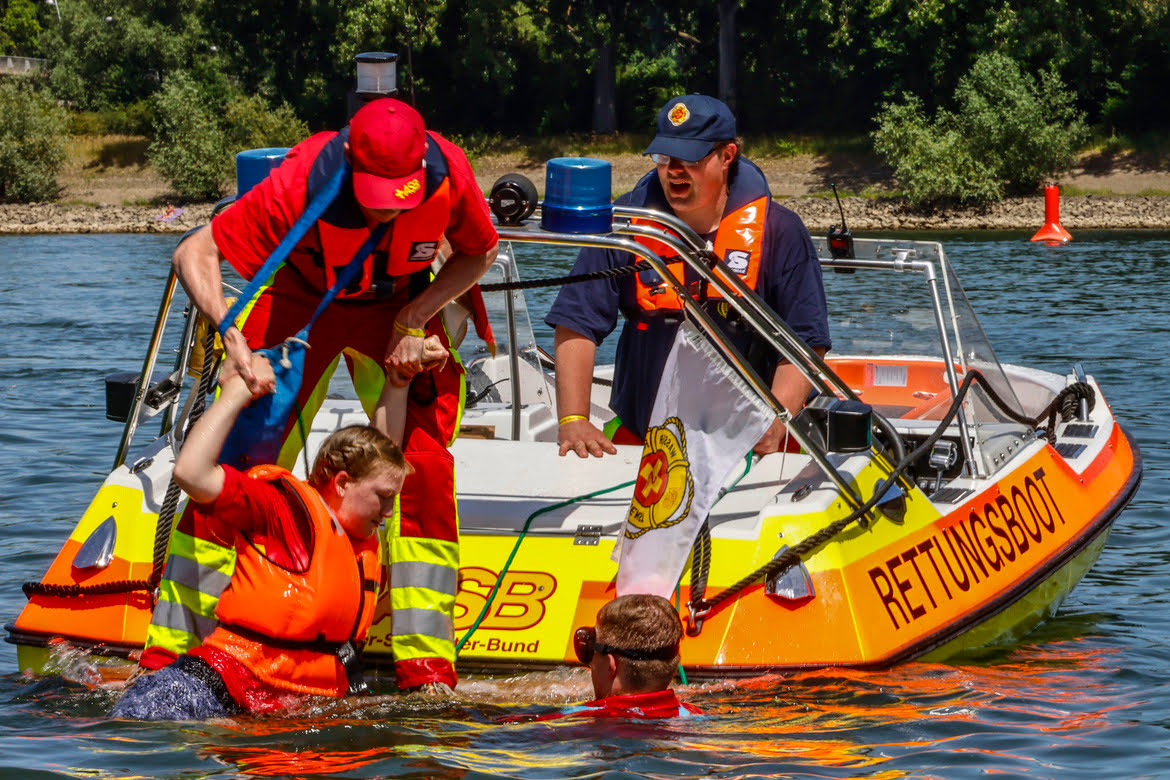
[{"xmin": 489, "ymin": 173, "xmax": 538, "ymax": 226}]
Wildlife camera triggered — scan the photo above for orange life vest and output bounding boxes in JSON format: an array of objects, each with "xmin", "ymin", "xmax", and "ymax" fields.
[
  {"xmin": 291, "ymin": 129, "xmax": 453, "ymax": 299},
  {"xmin": 201, "ymin": 465, "xmax": 383, "ymax": 698},
  {"xmin": 633, "ymin": 194, "xmax": 769, "ymax": 312}
]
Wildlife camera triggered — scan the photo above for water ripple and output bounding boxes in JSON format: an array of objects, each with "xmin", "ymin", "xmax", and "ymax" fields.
[{"xmin": 1, "ymin": 232, "xmax": 1169, "ymax": 778}]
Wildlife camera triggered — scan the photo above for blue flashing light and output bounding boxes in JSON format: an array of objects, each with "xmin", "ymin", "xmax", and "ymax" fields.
[
  {"xmin": 541, "ymin": 157, "xmax": 613, "ymax": 234},
  {"xmin": 236, "ymin": 148, "xmax": 290, "ymax": 197}
]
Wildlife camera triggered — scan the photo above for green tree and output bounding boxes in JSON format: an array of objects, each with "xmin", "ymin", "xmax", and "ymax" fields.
[
  {"xmin": 200, "ymin": 0, "xmax": 348, "ymax": 129},
  {"xmin": 0, "ymin": 81, "xmax": 68, "ymax": 202},
  {"xmin": 223, "ymin": 94, "xmax": 308, "ymax": 153},
  {"xmin": 956, "ymin": 51, "xmax": 1087, "ymax": 192},
  {"xmin": 334, "ymin": 0, "xmax": 447, "ymax": 106},
  {"xmin": 149, "ymin": 71, "xmax": 228, "ymax": 200},
  {"xmin": 873, "ymin": 51, "xmax": 1087, "ymax": 207},
  {"xmin": 44, "ymin": 0, "xmax": 209, "ymax": 110},
  {"xmin": 1, "ymin": 0, "xmax": 42, "ymax": 55},
  {"xmin": 150, "ymin": 70, "xmax": 308, "ymax": 201}
]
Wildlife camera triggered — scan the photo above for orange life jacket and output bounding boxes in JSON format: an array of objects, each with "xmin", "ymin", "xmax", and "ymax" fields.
[
  {"xmin": 201, "ymin": 465, "xmax": 383, "ymax": 698},
  {"xmin": 291, "ymin": 129, "xmax": 453, "ymax": 299},
  {"xmin": 632, "ymin": 193, "xmax": 769, "ymax": 312}
]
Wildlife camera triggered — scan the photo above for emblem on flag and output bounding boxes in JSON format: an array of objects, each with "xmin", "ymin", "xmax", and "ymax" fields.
[
  {"xmin": 615, "ymin": 322, "xmax": 777, "ymax": 598},
  {"xmin": 626, "ymin": 417, "xmax": 694, "ymax": 538}
]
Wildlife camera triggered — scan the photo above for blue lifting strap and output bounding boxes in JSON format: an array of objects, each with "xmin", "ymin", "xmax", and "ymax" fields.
[
  {"xmin": 217, "ymin": 161, "xmax": 350, "ymax": 340},
  {"xmin": 213, "ymin": 162, "xmax": 393, "ymax": 468}
]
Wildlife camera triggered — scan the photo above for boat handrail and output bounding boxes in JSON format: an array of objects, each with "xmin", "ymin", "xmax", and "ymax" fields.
[
  {"xmin": 808, "ymin": 236, "xmax": 983, "ymax": 476},
  {"xmin": 499, "ymin": 211, "xmax": 973, "ymax": 476},
  {"xmin": 606, "ymin": 215, "xmax": 918, "ymax": 476},
  {"xmin": 613, "ymin": 206, "xmax": 851, "ymax": 401},
  {"xmin": 113, "ymin": 269, "xmax": 186, "ymax": 470},
  {"xmin": 498, "ymin": 250, "xmax": 523, "ymax": 440},
  {"xmin": 495, "ymin": 221, "xmax": 879, "ymax": 520}
]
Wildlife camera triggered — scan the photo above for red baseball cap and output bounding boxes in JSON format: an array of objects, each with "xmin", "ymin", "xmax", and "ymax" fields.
[{"xmin": 348, "ymin": 98, "xmax": 427, "ymax": 210}]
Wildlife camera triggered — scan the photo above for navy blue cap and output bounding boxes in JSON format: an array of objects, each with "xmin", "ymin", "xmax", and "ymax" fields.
[{"xmin": 643, "ymin": 95, "xmax": 737, "ymax": 162}]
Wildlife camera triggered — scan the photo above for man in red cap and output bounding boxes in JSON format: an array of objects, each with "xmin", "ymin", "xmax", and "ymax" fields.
[{"xmin": 159, "ymin": 97, "xmax": 498, "ymax": 695}]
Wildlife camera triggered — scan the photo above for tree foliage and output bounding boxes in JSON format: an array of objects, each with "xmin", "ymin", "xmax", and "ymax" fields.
[
  {"xmin": 873, "ymin": 52, "xmax": 1087, "ymax": 207},
  {"xmin": 0, "ymin": 81, "xmax": 68, "ymax": 202},
  {"xmin": 149, "ymin": 71, "xmax": 307, "ymax": 200},
  {"xmin": 0, "ymin": 0, "xmax": 42, "ymax": 55},
  {"xmin": 43, "ymin": 0, "xmax": 209, "ymax": 110},
  {"xmin": 20, "ymin": 0, "xmax": 1170, "ymax": 167}
]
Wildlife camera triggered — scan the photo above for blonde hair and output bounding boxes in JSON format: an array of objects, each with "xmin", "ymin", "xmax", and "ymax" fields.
[
  {"xmin": 308, "ymin": 425, "xmax": 411, "ymax": 489},
  {"xmin": 596, "ymin": 594, "xmax": 682, "ymax": 691}
]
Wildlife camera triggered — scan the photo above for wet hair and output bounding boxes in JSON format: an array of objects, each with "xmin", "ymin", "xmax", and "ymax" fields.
[
  {"xmin": 308, "ymin": 425, "xmax": 411, "ymax": 489},
  {"xmin": 595, "ymin": 594, "xmax": 683, "ymax": 691}
]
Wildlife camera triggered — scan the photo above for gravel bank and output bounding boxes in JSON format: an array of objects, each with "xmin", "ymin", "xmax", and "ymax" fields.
[
  {"xmin": 788, "ymin": 194, "xmax": 1170, "ymax": 231},
  {"xmin": 2, "ymin": 195, "xmax": 1169, "ymax": 234},
  {"xmin": 0, "ymin": 204, "xmax": 214, "ymax": 234}
]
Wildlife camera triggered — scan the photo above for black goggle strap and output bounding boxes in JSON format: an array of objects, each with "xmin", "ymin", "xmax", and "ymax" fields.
[{"xmin": 592, "ymin": 642, "xmax": 679, "ymax": 662}]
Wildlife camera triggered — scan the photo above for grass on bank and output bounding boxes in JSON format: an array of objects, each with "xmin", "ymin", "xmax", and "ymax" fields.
[
  {"xmin": 54, "ymin": 130, "xmax": 1169, "ymax": 206},
  {"xmin": 59, "ymin": 134, "xmax": 170, "ymax": 207},
  {"xmin": 451, "ymin": 132, "xmax": 874, "ymax": 164}
]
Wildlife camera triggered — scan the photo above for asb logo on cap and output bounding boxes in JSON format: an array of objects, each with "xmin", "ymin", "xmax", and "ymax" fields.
[
  {"xmin": 668, "ymin": 102, "xmax": 690, "ymax": 127},
  {"xmin": 395, "ymin": 178, "xmax": 421, "ymax": 201}
]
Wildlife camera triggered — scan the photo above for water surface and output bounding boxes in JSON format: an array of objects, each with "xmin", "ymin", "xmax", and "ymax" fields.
[{"xmin": 1, "ymin": 231, "xmax": 1168, "ymax": 778}]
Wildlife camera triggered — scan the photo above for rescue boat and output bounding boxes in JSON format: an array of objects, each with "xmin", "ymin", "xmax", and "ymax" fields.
[{"xmin": 6, "ymin": 197, "xmax": 1141, "ymax": 681}]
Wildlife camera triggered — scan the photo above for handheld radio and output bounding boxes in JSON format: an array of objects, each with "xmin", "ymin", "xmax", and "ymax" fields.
[{"xmin": 827, "ymin": 183, "xmax": 855, "ymax": 267}]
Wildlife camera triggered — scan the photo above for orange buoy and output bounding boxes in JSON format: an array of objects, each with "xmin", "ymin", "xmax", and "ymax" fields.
[{"xmin": 1030, "ymin": 185, "xmax": 1072, "ymax": 242}]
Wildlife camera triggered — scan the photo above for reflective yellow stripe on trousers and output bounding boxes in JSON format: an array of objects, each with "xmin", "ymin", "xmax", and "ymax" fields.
[{"xmin": 384, "ymin": 514, "xmax": 460, "ymax": 665}]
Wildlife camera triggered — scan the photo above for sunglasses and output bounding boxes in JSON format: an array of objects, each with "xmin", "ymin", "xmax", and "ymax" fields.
[
  {"xmin": 572, "ymin": 625, "xmax": 679, "ymax": 665},
  {"xmin": 648, "ymin": 147, "xmax": 720, "ymax": 168}
]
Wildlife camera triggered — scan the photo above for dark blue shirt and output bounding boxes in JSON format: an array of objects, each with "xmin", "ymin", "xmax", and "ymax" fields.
[{"xmin": 545, "ymin": 159, "xmax": 831, "ymax": 437}]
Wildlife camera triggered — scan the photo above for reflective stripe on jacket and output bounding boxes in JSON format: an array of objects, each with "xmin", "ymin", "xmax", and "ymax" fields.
[{"xmin": 144, "ymin": 508, "xmax": 238, "ymax": 658}]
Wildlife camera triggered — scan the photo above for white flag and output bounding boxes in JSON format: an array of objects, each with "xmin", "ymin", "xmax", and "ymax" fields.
[{"xmin": 615, "ymin": 320, "xmax": 776, "ymax": 597}]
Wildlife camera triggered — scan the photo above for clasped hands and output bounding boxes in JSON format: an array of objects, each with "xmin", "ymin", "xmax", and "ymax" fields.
[
  {"xmin": 217, "ymin": 319, "xmax": 447, "ymax": 397},
  {"xmin": 384, "ymin": 322, "xmax": 448, "ymax": 387},
  {"xmin": 218, "ymin": 349, "xmax": 277, "ymax": 399}
]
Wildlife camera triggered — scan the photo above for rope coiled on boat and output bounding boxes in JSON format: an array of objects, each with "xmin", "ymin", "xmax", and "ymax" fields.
[{"xmin": 685, "ymin": 373, "xmax": 1097, "ymax": 633}]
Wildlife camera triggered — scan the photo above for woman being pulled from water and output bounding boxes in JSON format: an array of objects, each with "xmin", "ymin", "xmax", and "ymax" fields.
[{"xmin": 112, "ymin": 340, "xmax": 444, "ymax": 719}]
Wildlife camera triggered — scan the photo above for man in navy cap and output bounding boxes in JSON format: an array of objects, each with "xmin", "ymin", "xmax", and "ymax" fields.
[{"xmin": 546, "ymin": 94, "xmax": 831, "ymax": 457}]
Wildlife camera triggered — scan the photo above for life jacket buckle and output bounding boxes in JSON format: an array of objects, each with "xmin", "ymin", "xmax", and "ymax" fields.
[{"xmin": 336, "ymin": 639, "xmax": 369, "ymax": 695}]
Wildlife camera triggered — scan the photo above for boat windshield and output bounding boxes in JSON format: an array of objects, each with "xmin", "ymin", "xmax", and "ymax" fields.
[{"xmin": 820, "ymin": 240, "xmax": 1034, "ymax": 439}]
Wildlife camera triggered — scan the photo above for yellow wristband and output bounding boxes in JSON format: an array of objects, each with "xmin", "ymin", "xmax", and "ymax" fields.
[
  {"xmin": 559, "ymin": 414, "xmax": 589, "ymax": 426},
  {"xmin": 393, "ymin": 320, "xmax": 426, "ymax": 339}
]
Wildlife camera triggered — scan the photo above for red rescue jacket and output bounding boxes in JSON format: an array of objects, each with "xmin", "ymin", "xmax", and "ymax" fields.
[{"xmin": 289, "ymin": 129, "xmax": 453, "ymax": 300}]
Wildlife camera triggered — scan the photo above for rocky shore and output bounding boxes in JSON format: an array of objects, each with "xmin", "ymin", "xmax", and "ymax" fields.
[
  {"xmin": 788, "ymin": 194, "xmax": 1170, "ymax": 231},
  {"xmin": 0, "ymin": 203, "xmax": 214, "ymax": 234},
  {"xmin": 2, "ymin": 194, "xmax": 1169, "ymax": 234}
]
